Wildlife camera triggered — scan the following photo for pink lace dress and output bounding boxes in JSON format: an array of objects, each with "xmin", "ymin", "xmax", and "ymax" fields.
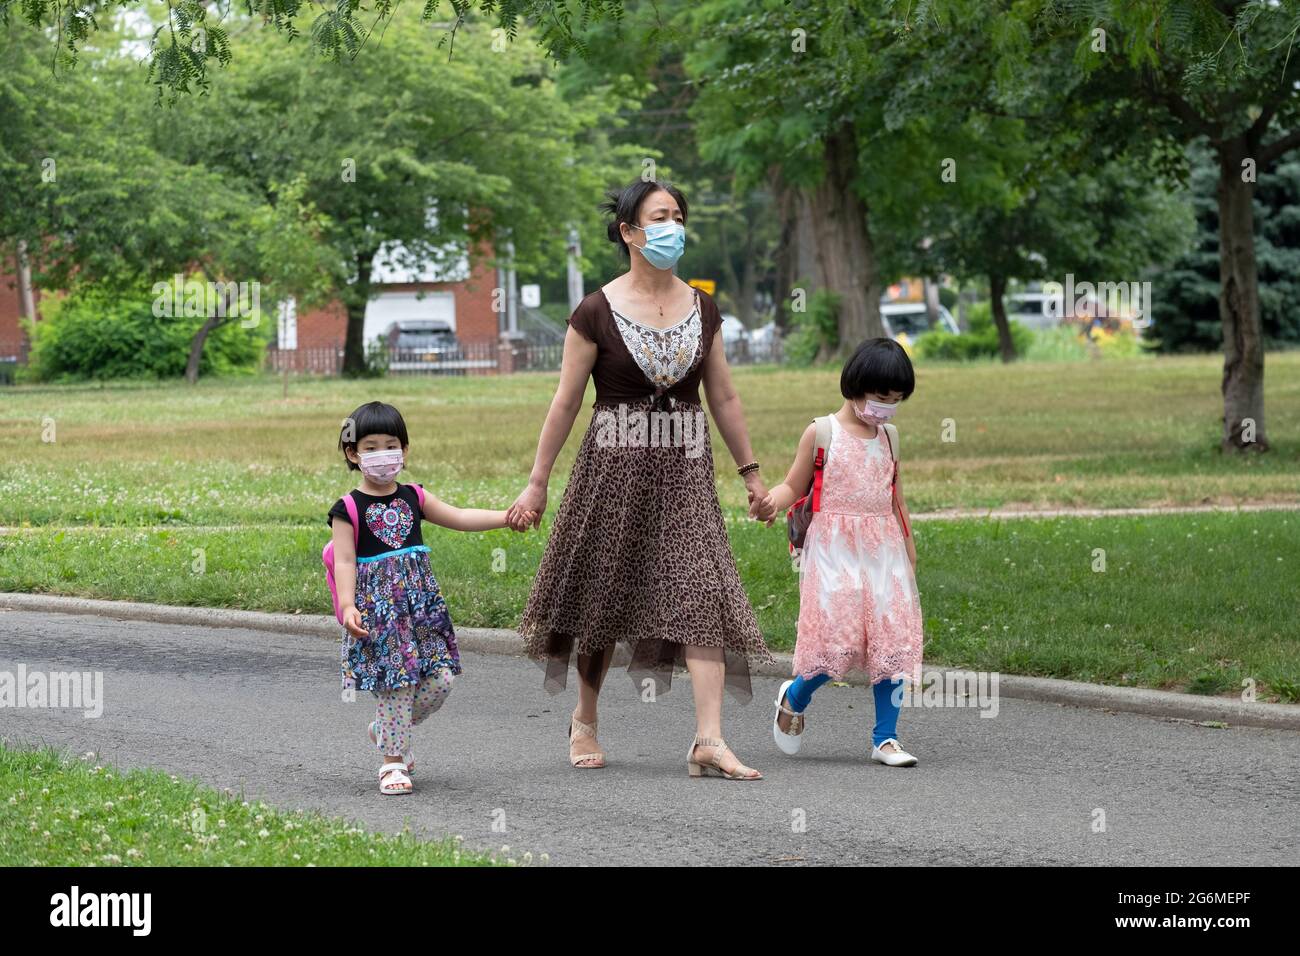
[{"xmin": 792, "ymin": 415, "xmax": 924, "ymax": 684}]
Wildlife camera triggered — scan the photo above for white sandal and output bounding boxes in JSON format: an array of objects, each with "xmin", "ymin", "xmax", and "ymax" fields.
[
  {"xmin": 378, "ymin": 761, "xmax": 413, "ymax": 795},
  {"xmin": 370, "ymin": 720, "xmax": 414, "ymax": 775},
  {"xmin": 772, "ymin": 679, "xmax": 805, "ymax": 755},
  {"xmin": 871, "ymin": 737, "xmax": 918, "ymax": 767}
]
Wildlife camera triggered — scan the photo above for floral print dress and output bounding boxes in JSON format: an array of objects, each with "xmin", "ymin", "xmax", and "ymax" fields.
[
  {"xmin": 793, "ymin": 416, "xmax": 924, "ymax": 684},
  {"xmin": 326, "ymin": 483, "xmax": 460, "ymax": 693}
]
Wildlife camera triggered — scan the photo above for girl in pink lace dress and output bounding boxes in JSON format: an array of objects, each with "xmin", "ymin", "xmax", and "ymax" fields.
[{"xmin": 760, "ymin": 338, "xmax": 924, "ymax": 766}]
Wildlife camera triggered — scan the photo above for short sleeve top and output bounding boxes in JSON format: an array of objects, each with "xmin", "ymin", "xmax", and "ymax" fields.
[
  {"xmin": 567, "ymin": 285, "xmax": 723, "ymax": 406},
  {"xmin": 327, "ymin": 483, "xmax": 425, "ymax": 559}
]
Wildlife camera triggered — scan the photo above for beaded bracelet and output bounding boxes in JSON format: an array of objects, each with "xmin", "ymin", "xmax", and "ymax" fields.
[{"xmin": 737, "ymin": 461, "xmax": 760, "ymax": 477}]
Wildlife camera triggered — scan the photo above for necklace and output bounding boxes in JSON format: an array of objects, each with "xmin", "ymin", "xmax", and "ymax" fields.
[{"xmin": 629, "ymin": 279, "xmax": 678, "ymax": 318}]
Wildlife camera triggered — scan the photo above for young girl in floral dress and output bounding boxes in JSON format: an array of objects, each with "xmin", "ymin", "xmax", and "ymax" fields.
[
  {"xmin": 760, "ymin": 338, "xmax": 924, "ymax": 766},
  {"xmin": 328, "ymin": 401, "xmax": 533, "ymax": 795}
]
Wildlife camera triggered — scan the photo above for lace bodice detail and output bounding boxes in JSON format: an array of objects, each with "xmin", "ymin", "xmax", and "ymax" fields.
[
  {"xmin": 610, "ymin": 298, "xmax": 702, "ymax": 390},
  {"xmin": 820, "ymin": 415, "xmax": 895, "ymax": 516}
]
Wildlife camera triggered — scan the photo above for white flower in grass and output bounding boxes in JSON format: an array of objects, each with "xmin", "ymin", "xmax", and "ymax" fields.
[
  {"xmin": 127, "ymin": 848, "xmax": 141, "ymax": 858},
  {"xmin": 257, "ymin": 828, "xmax": 270, "ymax": 839}
]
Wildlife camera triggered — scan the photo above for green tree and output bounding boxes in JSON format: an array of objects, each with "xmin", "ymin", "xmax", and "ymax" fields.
[
  {"xmin": 1152, "ymin": 146, "xmax": 1300, "ymax": 352},
  {"xmin": 964, "ymin": 0, "xmax": 1300, "ymax": 449},
  {"xmin": 151, "ymin": 6, "xmax": 626, "ymax": 375}
]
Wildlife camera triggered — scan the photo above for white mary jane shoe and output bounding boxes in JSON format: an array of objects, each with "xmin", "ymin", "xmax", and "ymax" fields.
[
  {"xmin": 870, "ymin": 738, "xmax": 918, "ymax": 767},
  {"xmin": 772, "ymin": 679, "xmax": 806, "ymax": 755}
]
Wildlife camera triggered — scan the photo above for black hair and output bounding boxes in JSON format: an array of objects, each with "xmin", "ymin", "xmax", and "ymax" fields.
[
  {"xmin": 840, "ymin": 337, "xmax": 915, "ymax": 401},
  {"xmin": 601, "ymin": 179, "xmax": 689, "ymax": 259},
  {"xmin": 339, "ymin": 401, "xmax": 409, "ymax": 470}
]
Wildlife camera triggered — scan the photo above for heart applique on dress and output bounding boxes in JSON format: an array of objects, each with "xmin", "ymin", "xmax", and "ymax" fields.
[{"xmin": 366, "ymin": 498, "xmax": 414, "ymax": 550}]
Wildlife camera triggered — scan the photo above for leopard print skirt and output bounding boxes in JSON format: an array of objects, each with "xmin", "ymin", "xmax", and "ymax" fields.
[{"xmin": 518, "ymin": 398, "xmax": 774, "ymax": 703}]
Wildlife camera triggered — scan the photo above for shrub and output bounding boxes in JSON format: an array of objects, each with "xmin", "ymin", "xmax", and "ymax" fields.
[
  {"xmin": 916, "ymin": 301, "xmax": 1031, "ymax": 361},
  {"xmin": 23, "ymin": 279, "xmax": 268, "ymax": 382},
  {"xmin": 1023, "ymin": 325, "xmax": 1092, "ymax": 361}
]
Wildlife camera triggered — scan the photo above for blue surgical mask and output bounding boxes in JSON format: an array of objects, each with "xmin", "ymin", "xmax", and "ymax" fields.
[{"xmin": 631, "ymin": 221, "xmax": 685, "ymax": 270}]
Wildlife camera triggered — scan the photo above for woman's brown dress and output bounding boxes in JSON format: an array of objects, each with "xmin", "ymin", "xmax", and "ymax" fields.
[{"xmin": 518, "ymin": 285, "xmax": 775, "ymax": 701}]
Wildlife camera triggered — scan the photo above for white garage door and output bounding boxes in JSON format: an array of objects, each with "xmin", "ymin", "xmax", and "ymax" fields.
[{"xmin": 363, "ymin": 291, "xmax": 456, "ymax": 343}]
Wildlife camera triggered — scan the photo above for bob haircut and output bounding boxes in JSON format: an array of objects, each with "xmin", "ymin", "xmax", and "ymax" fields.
[
  {"xmin": 840, "ymin": 337, "xmax": 915, "ymax": 401},
  {"xmin": 339, "ymin": 401, "xmax": 409, "ymax": 470},
  {"xmin": 601, "ymin": 179, "xmax": 690, "ymax": 260}
]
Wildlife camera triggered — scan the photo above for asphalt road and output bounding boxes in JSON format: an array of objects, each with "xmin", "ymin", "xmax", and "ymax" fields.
[{"xmin": 2, "ymin": 609, "xmax": 1297, "ymax": 866}]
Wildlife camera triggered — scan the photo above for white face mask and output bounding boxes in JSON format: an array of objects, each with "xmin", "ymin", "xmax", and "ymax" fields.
[{"xmin": 358, "ymin": 448, "xmax": 404, "ymax": 482}]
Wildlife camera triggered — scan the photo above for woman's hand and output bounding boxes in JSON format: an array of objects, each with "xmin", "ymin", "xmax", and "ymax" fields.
[
  {"xmin": 342, "ymin": 605, "xmax": 368, "ymax": 639},
  {"xmin": 744, "ymin": 472, "xmax": 774, "ymax": 522},
  {"xmin": 507, "ymin": 481, "xmax": 547, "ymax": 530}
]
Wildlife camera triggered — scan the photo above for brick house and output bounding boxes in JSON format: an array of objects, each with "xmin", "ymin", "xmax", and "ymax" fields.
[
  {"xmin": 283, "ymin": 239, "xmax": 502, "ymax": 370},
  {"xmin": 0, "ymin": 263, "xmax": 36, "ymax": 361}
]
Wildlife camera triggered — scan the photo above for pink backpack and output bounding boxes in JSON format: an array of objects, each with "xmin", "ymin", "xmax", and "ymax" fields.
[{"xmin": 323, "ymin": 484, "xmax": 426, "ymax": 624}]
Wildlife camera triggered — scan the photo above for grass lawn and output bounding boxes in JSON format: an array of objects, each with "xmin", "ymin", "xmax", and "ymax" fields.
[
  {"xmin": 0, "ymin": 744, "xmax": 500, "ymax": 866},
  {"xmin": 0, "ymin": 352, "xmax": 1297, "ymax": 700},
  {"xmin": 0, "ymin": 351, "xmax": 1297, "ymax": 524}
]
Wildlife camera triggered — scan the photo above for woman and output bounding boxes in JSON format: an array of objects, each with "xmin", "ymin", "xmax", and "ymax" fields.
[{"xmin": 506, "ymin": 179, "xmax": 776, "ymax": 780}]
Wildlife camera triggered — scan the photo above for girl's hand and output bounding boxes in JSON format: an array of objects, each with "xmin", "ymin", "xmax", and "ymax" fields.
[
  {"xmin": 342, "ymin": 605, "xmax": 368, "ymax": 638},
  {"xmin": 758, "ymin": 492, "xmax": 779, "ymax": 527},
  {"xmin": 509, "ymin": 510, "xmax": 538, "ymax": 532},
  {"xmin": 507, "ymin": 482, "xmax": 547, "ymax": 530}
]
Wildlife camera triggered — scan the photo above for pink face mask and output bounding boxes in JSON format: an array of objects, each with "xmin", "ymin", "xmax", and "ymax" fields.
[
  {"xmin": 358, "ymin": 448, "xmax": 404, "ymax": 482},
  {"xmin": 852, "ymin": 399, "xmax": 898, "ymax": 425}
]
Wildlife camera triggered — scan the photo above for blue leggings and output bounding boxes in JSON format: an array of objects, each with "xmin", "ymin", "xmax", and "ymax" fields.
[{"xmin": 784, "ymin": 674, "xmax": 903, "ymax": 747}]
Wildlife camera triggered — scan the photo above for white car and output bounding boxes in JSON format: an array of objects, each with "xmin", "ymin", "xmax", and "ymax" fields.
[
  {"xmin": 719, "ymin": 313, "xmax": 750, "ymax": 345},
  {"xmin": 879, "ymin": 302, "xmax": 960, "ymax": 341}
]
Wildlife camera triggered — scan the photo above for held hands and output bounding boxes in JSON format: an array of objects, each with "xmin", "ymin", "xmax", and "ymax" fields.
[
  {"xmin": 507, "ymin": 510, "xmax": 538, "ymax": 532},
  {"xmin": 341, "ymin": 605, "xmax": 368, "ymax": 639},
  {"xmin": 744, "ymin": 473, "xmax": 777, "ymax": 525},
  {"xmin": 506, "ymin": 481, "xmax": 547, "ymax": 531}
]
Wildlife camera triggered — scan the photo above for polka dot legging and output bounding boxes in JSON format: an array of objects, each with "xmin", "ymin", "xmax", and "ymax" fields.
[{"xmin": 372, "ymin": 669, "xmax": 455, "ymax": 758}]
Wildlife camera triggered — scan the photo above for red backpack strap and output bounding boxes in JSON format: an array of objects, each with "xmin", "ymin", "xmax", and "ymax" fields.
[
  {"xmin": 810, "ymin": 415, "xmax": 831, "ymax": 512},
  {"xmin": 409, "ymin": 483, "xmax": 426, "ymax": 514},
  {"xmin": 342, "ymin": 493, "xmax": 359, "ymax": 546}
]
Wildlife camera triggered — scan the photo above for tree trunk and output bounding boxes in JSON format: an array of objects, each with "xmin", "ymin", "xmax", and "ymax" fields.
[
  {"xmin": 717, "ymin": 203, "xmax": 740, "ymax": 316},
  {"xmin": 184, "ymin": 286, "xmax": 238, "ymax": 384},
  {"xmin": 770, "ymin": 169, "xmax": 801, "ymax": 332},
  {"xmin": 738, "ymin": 240, "xmax": 758, "ymax": 329},
  {"xmin": 807, "ymin": 122, "xmax": 882, "ymax": 355},
  {"xmin": 342, "ymin": 254, "xmax": 374, "ymax": 377},
  {"xmin": 1216, "ymin": 139, "xmax": 1269, "ymax": 452},
  {"xmin": 989, "ymin": 273, "xmax": 1016, "ymax": 363}
]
